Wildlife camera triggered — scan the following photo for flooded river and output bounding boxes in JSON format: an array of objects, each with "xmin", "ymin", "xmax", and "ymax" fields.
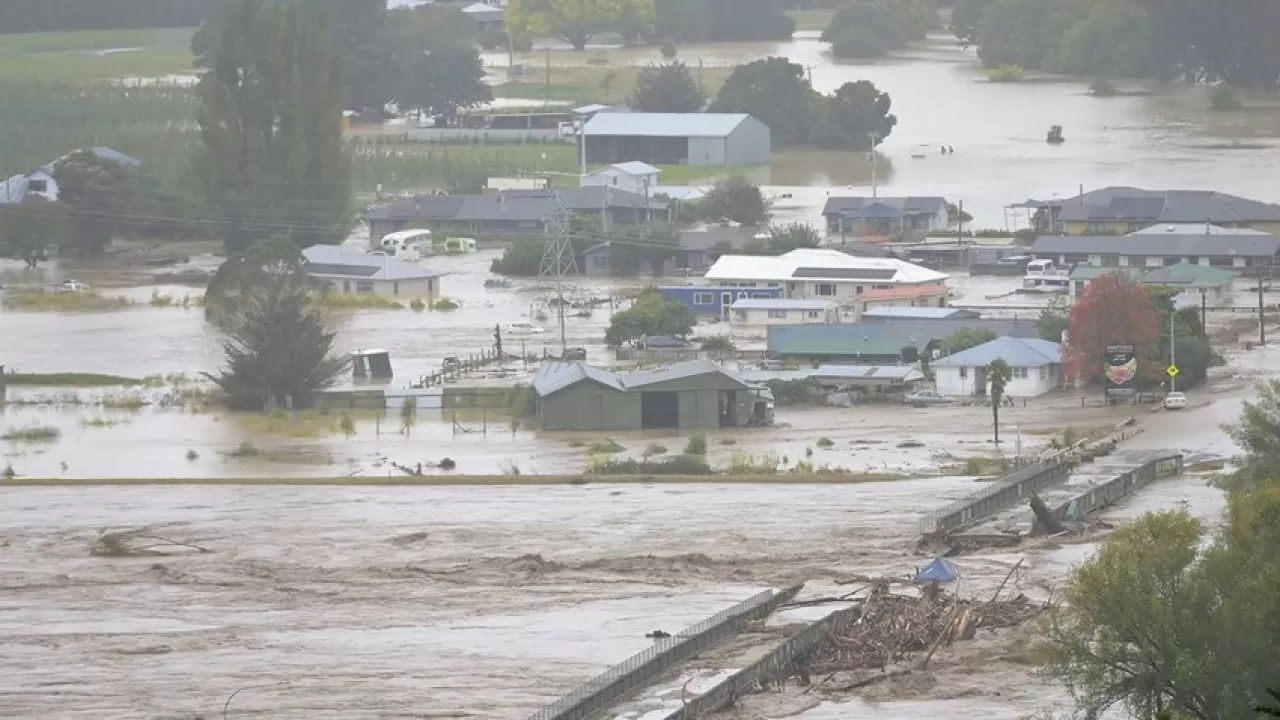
[{"xmin": 1, "ymin": 29, "xmax": 1276, "ymax": 719}]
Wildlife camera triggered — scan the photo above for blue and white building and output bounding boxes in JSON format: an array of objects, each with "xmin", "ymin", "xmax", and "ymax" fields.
[{"xmin": 658, "ymin": 285, "xmax": 783, "ymax": 320}]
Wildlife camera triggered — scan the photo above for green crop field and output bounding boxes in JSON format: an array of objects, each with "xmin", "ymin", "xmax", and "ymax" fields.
[{"xmin": 0, "ymin": 27, "xmax": 196, "ymax": 80}]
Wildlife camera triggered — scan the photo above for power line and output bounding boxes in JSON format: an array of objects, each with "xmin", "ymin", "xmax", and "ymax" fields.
[{"xmin": 537, "ymin": 190, "xmax": 578, "ymax": 355}]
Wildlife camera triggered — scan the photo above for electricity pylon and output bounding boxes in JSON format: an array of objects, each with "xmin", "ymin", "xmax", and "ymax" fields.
[{"xmin": 538, "ymin": 191, "xmax": 578, "ymax": 355}]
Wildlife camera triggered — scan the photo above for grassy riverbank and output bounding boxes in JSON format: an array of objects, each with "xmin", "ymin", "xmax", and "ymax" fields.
[{"xmin": 2, "ymin": 472, "xmax": 916, "ymax": 487}]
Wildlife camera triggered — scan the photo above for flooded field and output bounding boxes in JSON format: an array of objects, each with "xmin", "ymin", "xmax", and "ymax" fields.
[{"xmin": 492, "ymin": 32, "xmax": 1280, "ymax": 229}]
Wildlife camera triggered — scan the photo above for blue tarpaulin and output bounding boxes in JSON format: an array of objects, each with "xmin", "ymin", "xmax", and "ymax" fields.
[{"xmin": 915, "ymin": 557, "xmax": 961, "ymax": 584}]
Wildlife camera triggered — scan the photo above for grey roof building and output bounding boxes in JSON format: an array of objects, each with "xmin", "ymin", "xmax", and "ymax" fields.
[
  {"xmin": 302, "ymin": 244, "xmax": 442, "ymax": 299},
  {"xmin": 1055, "ymin": 186, "xmax": 1280, "ymax": 229},
  {"xmin": 1030, "ymin": 232, "xmax": 1280, "ymax": 267},
  {"xmin": 581, "ymin": 112, "xmax": 771, "ymax": 167},
  {"xmin": 767, "ymin": 318, "xmax": 1041, "ymax": 360},
  {"xmin": 932, "ymin": 336, "xmax": 1062, "ymax": 368},
  {"xmin": 821, "ymin": 196, "xmax": 950, "ymax": 233},
  {"xmin": 532, "ymin": 358, "xmax": 772, "ymax": 431},
  {"xmin": 365, "ymin": 187, "xmax": 668, "ymax": 242},
  {"xmin": 861, "ymin": 306, "xmax": 980, "ymax": 321}
]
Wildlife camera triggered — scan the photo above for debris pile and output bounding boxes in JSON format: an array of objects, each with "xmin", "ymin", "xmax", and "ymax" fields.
[{"xmin": 808, "ymin": 587, "xmax": 1047, "ymax": 673}]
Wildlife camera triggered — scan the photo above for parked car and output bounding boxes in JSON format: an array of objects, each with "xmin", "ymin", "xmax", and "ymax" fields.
[
  {"xmin": 1163, "ymin": 391, "xmax": 1188, "ymax": 410},
  {"xmin": 58, "ymin": 280, "xmax": 90, "ymax": 293},
  {"xmin": 905, "ymin": 390, "xmax": 954, "ymax": 407},
  {"xmin": 505, "ymin": 322, "xmax": 546, "ymax": 335}
]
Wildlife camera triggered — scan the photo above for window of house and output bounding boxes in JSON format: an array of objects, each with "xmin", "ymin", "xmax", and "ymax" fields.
[
  {"xmin": 1039, "ymin": 367, "xmax": 1047, "ymax": 380},
  {"xmin": 27, "ymin": 179, "xmax": 47, "ymax": 192},
  {"xmin": 1208, "ymin": 256, "xmax": 1234, "ymax": 267},
  {"xmin": 815, "ymin": 283, "xmax": 837, "ymax": 296},
  {"xmin": 1015, "ymin": 367, "xmax": 1028, "ymax": 379},
  {"xmin": 959, "ymin": 367, "xmax": 968, "ymax": 379},
  {"xmin": 593, "ymin": 256, "xmax": 611, "ymax": 268},
  {"xmin": 855, "ymin": 286, "xmax": 864, "ymax": 294},
  {"xmin": 1126, "ymin": 256, "xmax": 1146, "ymax": 267},
  {"xmin": 1100, "ymin": 255, "xmax": 1120, "ymax": 267},
  {"xmin": 767, "ymin": 309, "xmax": 787, "ymax": 319},
  {"xmin": 1064, "ymin": 254, "xmax": 1089, "ymax": 265},
  {"xmin": 692, "ymin": 292, "xmax": 713, "ymax": 305},
  {"xmin": 734, "ymin": 310, "xmax": 748, "ymax": 321},
  {"xmin": 393, "ymin": 281, "xmax": 399, "ymax": 295},
  {"xmin": 1163, "ymin": 256, "xmax": 1181, "ymax": 266},
  {"xmin": 355, "ymin": 281, "xmax": 375, "ymax": 294},
  {"xmin": 807, "ymin": 311, "xmax": 821, "ymax": 319}
]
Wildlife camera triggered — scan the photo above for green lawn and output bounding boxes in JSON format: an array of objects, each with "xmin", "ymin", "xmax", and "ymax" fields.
[
  {"xmin": 0, "ymin": 27, "xmax": 195, "ymax": 80},
  {"xmin": 786, "ymin": 9, "xmax": 838, "ymax": 32}
]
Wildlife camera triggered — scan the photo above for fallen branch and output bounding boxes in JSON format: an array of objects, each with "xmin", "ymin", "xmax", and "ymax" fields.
[{"xmin": 90, "ymin": 528, "xmax": 212, "ymax": 557}]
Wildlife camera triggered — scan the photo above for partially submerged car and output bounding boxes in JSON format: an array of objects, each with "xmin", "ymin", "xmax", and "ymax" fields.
[{"xmin": 905, "ymin": 390, "xmax": 954, "ymax": 407}]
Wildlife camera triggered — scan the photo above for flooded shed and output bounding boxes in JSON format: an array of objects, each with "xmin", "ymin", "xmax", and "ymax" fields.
[{"xmin": 532, "ymin": 359, "xmax": 772, "ymax": 432}]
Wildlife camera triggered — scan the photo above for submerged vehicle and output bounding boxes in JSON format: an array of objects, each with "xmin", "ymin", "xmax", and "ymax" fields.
[
  {"xmin": 1047, "ymin": 125, "xmax": 1065, "ymax": 144},
  {"xmin": 379, "ymin": 229, "xmax": 434, "ymax": 261},
  {"xmin": 1022, "ymin": 259, "xmax": 1070, "ymax": 293}
]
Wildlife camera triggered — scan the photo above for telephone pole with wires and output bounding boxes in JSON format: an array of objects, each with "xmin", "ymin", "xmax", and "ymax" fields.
[{"xmin": 538, "ymin": 191, "xmax": 578, "ymax": 355}]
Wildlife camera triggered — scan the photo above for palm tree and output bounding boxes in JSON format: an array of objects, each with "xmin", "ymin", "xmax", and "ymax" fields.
[{"xmin": 986, "ymin": 358, "xmax": 1013, "ymax": 444}]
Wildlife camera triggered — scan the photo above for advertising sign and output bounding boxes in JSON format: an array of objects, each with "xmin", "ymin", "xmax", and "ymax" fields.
[{"xmin": 1104, "ymin": 344, "xmax": 1137, "ymax": 397}]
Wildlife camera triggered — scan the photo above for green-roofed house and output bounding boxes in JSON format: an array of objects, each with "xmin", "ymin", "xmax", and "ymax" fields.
[{"xmin": 1068, "ymin": 262, "xmax": 1238, "ymax": 307}]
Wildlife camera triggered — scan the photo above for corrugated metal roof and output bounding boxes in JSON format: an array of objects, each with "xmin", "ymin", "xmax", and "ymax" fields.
[
  {"xmin": 742, "ymin": 365, "xmax": 924, "ymax": 383},
  {"xmin": 1130, "ymin": 223, "xmax": 1268, "ymax": 235},
  {"xmin": 622, "ymin": 358, "xmax": 752, "ymax": 388},
  {"xmin": 730, "ymin": 298, "xmax": 835, "ymax": 311},
  {"xmin": 862, "ymin": 307, "xmax": 977, "ymax": 319},
  {"xmin": 591, "ymin": 161, "xmax": 660, "ymax": 177},
  {"xmin": 1031, "ymin": 233, "xmax": 1280, "ymax": 258},
  {"xmin": 932, "ymin": 337, "xmax": 1062, "ymax": 368},
  {"xmin": 302, "ymin": 244, "xmax": 442, "ymax": 281},
  {"xmin": 768, "ymin": 319, "xmax": 1041, "ymax": 354},
  {"xmin": 775, "ymin": 337, "xmax": 928, "ymax": 357},
  {"xmin": 706, "ymin": 248, "xmax": 948, "ymax": 285},
  {"xmin": 1055, "ymin": 187, "xmax": 1280, "ymax": 224},
  {"xmin": 532, "ymin": 362, "xmax": 625, "ymax": 396},
  {"xmin": 821, "ymin": 196, "xmax": 947, "ymax": 217},
  {"xmin": 583, "ymin": 112, "xmax": 753, "ymax": 138}
]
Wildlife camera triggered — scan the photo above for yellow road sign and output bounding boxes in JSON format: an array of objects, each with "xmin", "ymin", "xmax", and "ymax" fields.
[{"xmin": 1167, "ymin": 365, "xmax": 1179, "ymax": 377}]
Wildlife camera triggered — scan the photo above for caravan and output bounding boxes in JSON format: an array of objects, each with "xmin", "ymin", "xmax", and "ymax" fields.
[{"xmin": 379, "ymin": 229, "xmax": 435, "ymax": 261}]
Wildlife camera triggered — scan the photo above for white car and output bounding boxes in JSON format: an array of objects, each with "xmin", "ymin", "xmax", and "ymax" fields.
[
  {"xmin": 505, "ymin": 322, "xmax": 545, "ymax": 335},
  {"xmin": 58, "ymin": 280, "xmax": 90, "ymax": 293},
  {"xmin": 1163, "ymin": 391, "xmax": 1188, "ymax": 410}
]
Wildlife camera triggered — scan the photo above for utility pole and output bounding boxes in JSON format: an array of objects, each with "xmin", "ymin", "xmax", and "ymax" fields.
[
  {"xmin": 538, "ymin": 191, "xmax": 578, "ymax": 355},
  {"xmin": 1259, "ymin": 265, "xmax": 1267, "ymax": 345},
  {"xmin": 1169, "ymin": 310, "xmax": 1176, "ymax": 393},
  {"xmin": 866, "ymin": 132, "xmax": 879, "ymax": 198}
]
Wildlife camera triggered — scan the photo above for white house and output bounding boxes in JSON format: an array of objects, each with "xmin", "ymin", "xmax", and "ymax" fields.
[
  {"xmin": 729, "ymin": 298, "xmax": 837, "ymax": 326},
  {"xmin": 705, "ymin": 248, "xmax": 951, "ymax": 318},
  {"xmin": 303, "ymin": 244, "xmax": 442, "ymax": 300},
  {"xmin": 932, "ymin": 336, "xmax": 1063, "ymax": 398},
  {"xmin": 0, "ymin": 146, "xmax": 141, "ymax": 204},
  {"xmin": 580, "ymin": 161, "xmax": 660, "ymax": 195}
]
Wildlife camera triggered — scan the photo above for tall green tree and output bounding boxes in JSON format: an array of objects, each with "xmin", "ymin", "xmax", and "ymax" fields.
[
  {"xmin": 1041, "ymin": 493, "xmax": 1280, "ymax": 720},
  {"xmin": 1220, "ymin": 380, "xmax": 1280, "ymax": 492},
  {"xmin": 508, "ymin": 0, "xmax": 654, "ymax": 51},
  {"xmin": 0, "ymin": 198, "xmax": 68, "ymax": 268},
  {"xmin": 205, "ymin": 238, "xmax": 348, "ymax": 410},
  {"xmin": 628, "ymin": 62, "xmax": 706, "ymax": 113},
  {"xmin": 303, "ymin": 0, "xmax": 393, "ymax": 111},
  {"xmin": 710, "ymin": 57, "xmax": 820, "ymax": 146},
  {"xmin": 194, "ymin": 0, "xmax": 353, "ymax": 255},
  {"xmin": 696, "ymin": 175, "xmax": 771, "ymax": 226},
  {"xmin": 52, "ymin": 149, "xmax": 141, "ymax": 256},
  {"xmin": 943, "ymin": 327, "xmax": 997, "ymax": 353},
  {"xmin": 395, "ymin": 42, "xmax": 493, "ymax": 121},
  {"xmin": 811, "ymin": 80, "xmax": 898, "ymax": 150},
  {"xmin": 985, "ymin": 357, "xmax": 1011, "ymax": 442},
  {"xmin": 605, "ymin": 290, "xmax": 695, "ymax": 346}
]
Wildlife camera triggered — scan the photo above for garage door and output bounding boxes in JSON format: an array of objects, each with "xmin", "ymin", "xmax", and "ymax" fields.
[{"xmin": 640, "ymin": 392, "xmax": 679, "ymax": 429}]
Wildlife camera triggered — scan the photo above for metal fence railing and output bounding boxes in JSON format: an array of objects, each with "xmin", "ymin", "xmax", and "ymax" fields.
[
  {"xmin": 659, "ymin": 603, "xmax": 864, "ymax": 720},
  {"xmin": 527, "ymin": 584, "xmax": 802, "ymax": 720}
]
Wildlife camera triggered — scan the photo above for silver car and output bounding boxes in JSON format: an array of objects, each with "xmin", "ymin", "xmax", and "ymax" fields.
[{"xmin": 905, "ymin": 390, "xmax": 954, "ymax": 407}]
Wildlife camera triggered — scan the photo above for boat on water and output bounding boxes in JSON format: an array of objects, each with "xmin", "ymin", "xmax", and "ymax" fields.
[{"xmin": 1021, "ymin": 259, "xmax": 1070, "ymax": 293}]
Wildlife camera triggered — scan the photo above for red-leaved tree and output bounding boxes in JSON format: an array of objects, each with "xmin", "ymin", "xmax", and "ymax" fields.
[{"xmin": 1064, "ymin": 273, "xmax": 1161, "ymax": 386}]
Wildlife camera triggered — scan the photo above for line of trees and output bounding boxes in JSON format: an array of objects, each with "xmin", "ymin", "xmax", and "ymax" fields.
[
  {"xmin": 506, "ymin": 0, "xmax": 796, "ymax": 51},
  {"xmin": 709, "ymin": 57, "xmax": 898, "ymax": 150},
  {"xmin": 958, "ymin": 0, "xmax": 1280, "ymax": 89},
  {"xmin": 822, "ymin": 0, "xmax": 940, "ymax": 59}
]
